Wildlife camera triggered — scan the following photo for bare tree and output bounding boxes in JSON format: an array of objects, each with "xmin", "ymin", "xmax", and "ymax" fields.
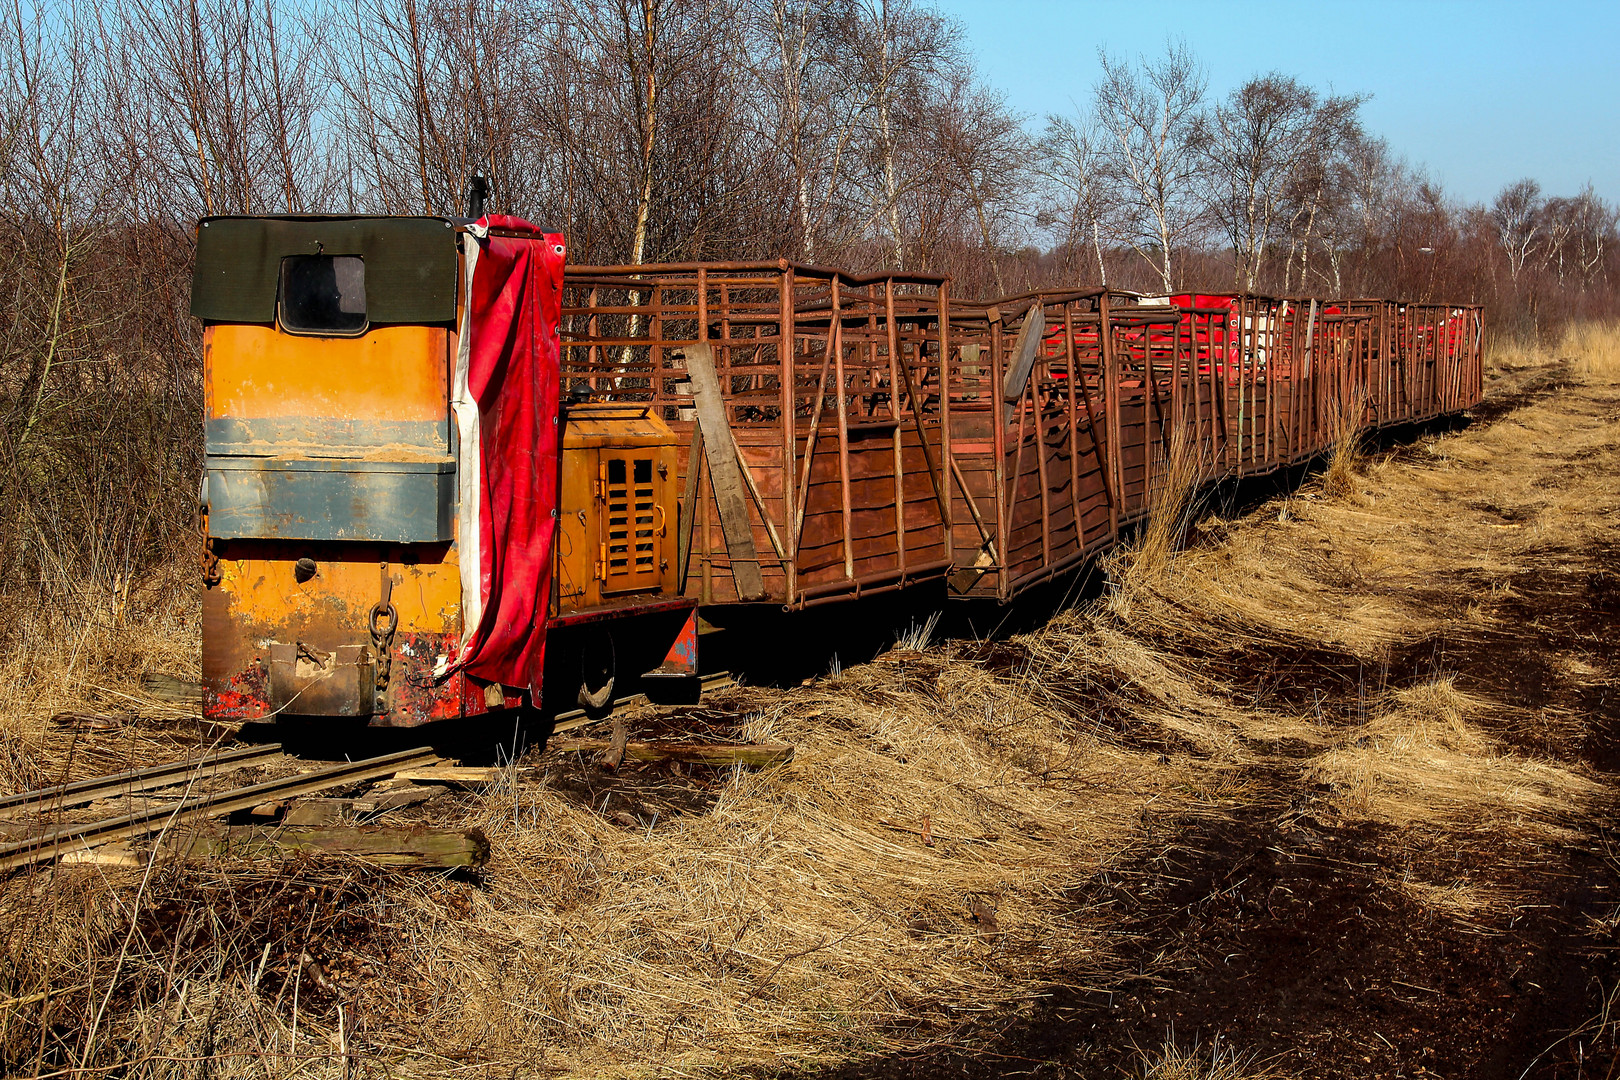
[
  {"xmin": 106, "ymin": 0, "xmax": 334, "ymax": 219},
  {"xmin": 840, "ymin": 0, "xmax": 958, "ymax": 270},
  {"xmin": 743, "ymin": 0, "xmax": 854, "ymax": 262},
  {"xmin": 1037, "ymin": 112, "xmax": 1113, "ymax": 284},
  {"xmin": 1280, "ymin": 92, "xmax": 1362, "ymax": 294},
  {"xmin": 1567, "ymin": 185, "xmax": 1618, "ymax": 288},
  {"xmin": 1093, "ymin": 41, "xmax": 1207, "ymax": 294},
  {"xmin": 1195, "ymin": 73, "xmax": 1318, "ymax": 291},
  {"xmin": 928, "ymin": 73, "xmax": 1028, "ymax": 293},
  {"xmin": 1491, "ymin": 178, "xmax": 1544, "ymax": 283}
]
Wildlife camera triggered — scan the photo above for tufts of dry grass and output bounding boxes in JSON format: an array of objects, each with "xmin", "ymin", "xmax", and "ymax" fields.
[
  {"xmin": 430, "ymin": 658, "xmax": 1178, "ymax": 1074},
  {"xmin": 0, "ymin": 560, "xmax": 204, "ymax": 790},
  {"xmin": 1485, "ymin": 331, "xmax": 1544, "ymax": 377},
  {"xmin": 1304, "ymin": 679, "xmax": 1602, "ymax": 835},
  {"xmin": 1320, "ymin": 394, "xmax": 1367, "ymax": 502},
  {"xmin": 0, "ymin": 859, "xmax": 423, "ymax": 1076},
  {"xmin": 1560, "ymin": 319, "xmax": 1620, "ymax": 384},
  {"xmin": 1107, "ymin": 429, "xmax": 1207, "ymax": 619},
  {"xmin": 1137, "ymin": 1034, "xmax": 1289, "ymax": 1080}
]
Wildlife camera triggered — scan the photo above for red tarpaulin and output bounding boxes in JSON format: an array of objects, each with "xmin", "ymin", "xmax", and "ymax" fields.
[{"xmin": 442, "ymin": 216, "xmax": 564, "ymax": 697}]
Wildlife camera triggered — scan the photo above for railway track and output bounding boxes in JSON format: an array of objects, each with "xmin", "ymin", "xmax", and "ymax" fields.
[
  {"xmin": 0, "ymin": 669, "xmax": 741, "ymax": 874},
  {"xmin": 0, "ymin": 746, "xmax": 443, "ymax": 874},
  {"xmin": 0, "ymin": 741, "xmax": 286, "ymax": 817}
]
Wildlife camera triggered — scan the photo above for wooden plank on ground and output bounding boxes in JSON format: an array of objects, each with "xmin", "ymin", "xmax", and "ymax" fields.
[
  {"xmin": 283, "ymin": 784, "xmax": 450, "ymax": 826},
  {"xmin": 549, "ymin": 739, "xmax": 794, "ymax": 769},
  {"xmin": 142, "ymin": 672, "xmax": 203, "ymax": 704},
  {"xmin": 170, "ymin": 826, "xmax": 490, "ymax": 869},
  {"xmin": 392, "ymin": 767, "xmax": 519, "ymax": 786}
]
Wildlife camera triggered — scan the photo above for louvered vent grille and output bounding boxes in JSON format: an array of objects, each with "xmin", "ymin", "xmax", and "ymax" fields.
[{"xmin": 601, "ymin": 454, "xmax": 662, "ymax": 592}]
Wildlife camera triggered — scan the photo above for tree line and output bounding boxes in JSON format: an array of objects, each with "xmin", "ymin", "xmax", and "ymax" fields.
[{"xmin": 0, "ymin": 0, "xmax": 1614, "ymax": 624}]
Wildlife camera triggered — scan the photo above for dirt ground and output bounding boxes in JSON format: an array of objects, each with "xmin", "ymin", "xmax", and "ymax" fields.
[{"xmin": 2, "ymin": 340, "xmax": 1617, "ymax": 1079}]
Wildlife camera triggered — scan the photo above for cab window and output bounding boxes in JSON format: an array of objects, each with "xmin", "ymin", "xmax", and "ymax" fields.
[{"xmin": 278, "ymin": 255, "xmax": 367, "ymax": 336}]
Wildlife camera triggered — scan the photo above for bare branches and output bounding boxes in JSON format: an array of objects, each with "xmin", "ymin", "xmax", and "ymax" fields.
[
  {"xmin": 1092, "ymin": 41, "xmax": 1206, "ymax": 294},
  {"xmin": 1492, "ymin": 178, "xmax": 1543, "ymax": 282},
  {"xmin": 1194, "ymin": 72, "xmax": 1320, "ymax": 291},
  {"xmin": 1037, "ymin": 113, "xmax": 1113, "ymax": 285}
]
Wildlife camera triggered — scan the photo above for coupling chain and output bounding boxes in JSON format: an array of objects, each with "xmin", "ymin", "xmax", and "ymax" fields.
[{"xmin": 369, "ymin": 560, "xmax": 399, "ymax": 705}]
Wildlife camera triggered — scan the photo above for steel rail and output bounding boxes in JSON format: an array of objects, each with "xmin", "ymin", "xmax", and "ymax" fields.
[
  {"xmin": 0, "ymin": 745, "xmax": 441, "ymax": 874},
  {"xmin": 0, "ymin": 742, "xmax": 286, "ymax": 816}
]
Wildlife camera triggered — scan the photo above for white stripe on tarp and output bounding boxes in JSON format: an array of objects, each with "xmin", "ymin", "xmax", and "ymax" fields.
[{"xmin": 438, "ymin": 219, "xmax": 489, "ymax": 678}]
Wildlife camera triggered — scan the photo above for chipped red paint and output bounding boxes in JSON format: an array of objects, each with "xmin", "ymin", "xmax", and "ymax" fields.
[
  {"xmin": 203, "ymin": 629, "xmax": 531, "ymax": 728},
  {"xmin": 380, "ymin": 630, "xmax": 527, "ymax": 727},
  {"xmin": 388, "ymin": 630, "xmax": 463, "ymax": 725},
  {"xmin": 206, "ymin": 680, "xmax": 269, "ymax": 721}
]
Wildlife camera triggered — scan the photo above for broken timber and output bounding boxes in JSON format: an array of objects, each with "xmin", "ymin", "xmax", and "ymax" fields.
[
  {"xmin": 679, "ymin": 343, "xmax": 766, "ymax": 600},
  {"xmin": 0, "ymin": 745, "xmax": 440, "ymax": 874},
  {"xmin": 170, "ymin": 825, "xmax": 490, "ymax": 869},
  {"xmin": 549, "ymin": 738, "xmax": 794, "ymax": 769}
]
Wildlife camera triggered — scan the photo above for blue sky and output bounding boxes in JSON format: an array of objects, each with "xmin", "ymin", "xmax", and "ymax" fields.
[{"xmin": 938, "ymin": 0, "xmax": 1619, "ymax": 207}]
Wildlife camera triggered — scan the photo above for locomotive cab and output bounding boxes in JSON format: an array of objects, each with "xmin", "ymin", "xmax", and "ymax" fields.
[
  {"xmin": 196, "ymin": 214, "xmax": 699, "ymax": 728},
  {"xmin": 195, "ymin": 215, "xmax": 496, "ymax": 726}
]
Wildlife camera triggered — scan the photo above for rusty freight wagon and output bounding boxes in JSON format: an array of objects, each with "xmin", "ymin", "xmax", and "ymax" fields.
[
  {"xmin": 937, "ymin": 289, "xmax": 1483, "ymax": 601},
  {"xmin": 557, "ymin": 262, "xmax": 954, "ymax": 610},
  {"xmin": 943, "ymin": 289, "xmax": 1219, "ymax": 601}
]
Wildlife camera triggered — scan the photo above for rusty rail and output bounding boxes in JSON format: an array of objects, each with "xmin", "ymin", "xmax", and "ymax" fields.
[
  {"xmin": 0, "ymin": 746, "xmax": 441, "ymax": 874},
  {"xmin": 0, "ymin": 743, "xmax": 285, "ymax": 816}
]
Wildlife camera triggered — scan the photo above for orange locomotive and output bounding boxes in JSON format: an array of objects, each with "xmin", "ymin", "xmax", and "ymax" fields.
[{"xmin": 196, "ymin": 214, "xmax": 694, "ymax": 727}]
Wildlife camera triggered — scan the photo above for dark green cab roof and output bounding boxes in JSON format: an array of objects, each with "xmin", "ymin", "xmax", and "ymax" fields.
[{"xmin": 191, "ymin": 215, "xmax": 458, "ymax": 325}]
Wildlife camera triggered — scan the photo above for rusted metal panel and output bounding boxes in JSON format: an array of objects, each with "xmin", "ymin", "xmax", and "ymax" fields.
[
  {"xmin": 267, "ymin": 642, "xmax": 375, "ymax": 716},
  {"xmin": 944, "ymin": 289, "xmax": 1192, "ymax": 600},
  {"xmin": 556, "ymin": 402, "xmax": 680, "ymax": 614},
  {"xmin": 206, "ymin": 458, "xmax": 455, "ymax": 543},
  {"xmin": 206, "ymin": 416, "xmax": 450, "ymax": 456}
]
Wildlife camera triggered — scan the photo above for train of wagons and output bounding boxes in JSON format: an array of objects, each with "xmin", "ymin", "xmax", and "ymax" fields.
[{"xmin": 192, "ymin": 213, "xmax": 1484, "ymax": 728}]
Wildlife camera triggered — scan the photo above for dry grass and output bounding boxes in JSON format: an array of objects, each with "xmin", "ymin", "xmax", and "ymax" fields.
[
  {"xmin": 430, "ymin": 661, "xmax": 1180, "ymax": 1073},
  {"xmin": 1485, "ymin": 331, "xmax": 1544, "ymax": 377},
  {"xmin": 1560, "ymin": 319, "xmax": 1620, "ymax": 384},
  {"xmin": 1319, "ymin": 395, "xmax": 1367, "ymax": 501},
  {"xmin": 1137, "ymin": 1034, "xmax": 1289, "ymax": 1080},
  {"xmin": 1305, "ymin": 679, "xmax": 1602, "ymax": 834},
  {"xmin": 0, "ymin": 560, "xmax": 203, "ymax": 792},
  {"xmin": 2, "ymin": 338, "xmax": 1618, "ymax": 1076}
]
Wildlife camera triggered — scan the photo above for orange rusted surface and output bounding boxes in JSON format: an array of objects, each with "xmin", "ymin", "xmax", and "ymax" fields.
[
  {"xmin": 201, "ymin": 539, "xmax": 487, "ymax": 725},
  {"xmin": 202, "ymin": 309, "xmax": 470, "ymax": 724},
  {"xmin": 204, "ymin": 323, "xmax": 449, "ymax": 430},
  {"xmin": 215, "ymin": 544, "xmax": 460, "ymax": 634}
]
